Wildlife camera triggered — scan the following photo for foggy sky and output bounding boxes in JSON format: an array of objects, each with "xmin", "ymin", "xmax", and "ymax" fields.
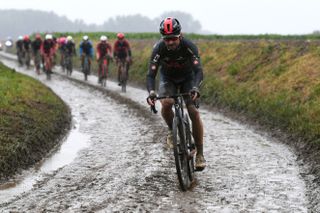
[{"xmin": 2, "ymin": 0, "xmax": 320, "ymax": 34}]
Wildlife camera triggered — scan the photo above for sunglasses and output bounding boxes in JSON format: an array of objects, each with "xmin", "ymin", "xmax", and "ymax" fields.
[{"xmin": 163, "ymin": 36, "xmax": 179, "ymax": 42}]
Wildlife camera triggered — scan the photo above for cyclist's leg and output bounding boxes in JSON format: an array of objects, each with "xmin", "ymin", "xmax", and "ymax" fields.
[
  {"xmin": 88, "ymin": 57, "xmax": 91, "ymax": 74},
  {"xmin": 159, "ymin": 76, "xmax": 176, "ymax": 130},
  {"xmin": 98, "ymin": 59, "xmax": 102, "ymax": 82},
  {"xmin": 182, "ymin": 80, "xmax": 205, "ymax": 169},
  {"xmin": 81, "ymin": 55, "xmax": 84, "ymax": 71},
  {"xmin": 117, "ymin": 59, "xmax": 124, "ymax": 84},
  {"xmin": 126, "ymin": 61, "xmax": 130, "ymax": 79}
]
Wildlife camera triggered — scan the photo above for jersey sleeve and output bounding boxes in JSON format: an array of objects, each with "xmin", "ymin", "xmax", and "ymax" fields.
[
  {"xmin": 185, "ymin": 40, "xmax": 204, "ymax": 88},
  {"xmin": 146, "ymin": 41, "xmax": 161, "ymax": 92}
]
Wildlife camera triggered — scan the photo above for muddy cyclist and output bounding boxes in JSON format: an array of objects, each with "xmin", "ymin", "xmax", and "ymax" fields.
[{"xmin": 146, "ymin": 17, "xmax": 206, "ymax": 171}]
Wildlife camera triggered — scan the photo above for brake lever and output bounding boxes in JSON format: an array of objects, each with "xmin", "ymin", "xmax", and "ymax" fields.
[{"xmin": 150, "ymin": 105, "xmax": 158, "ymax": 114}]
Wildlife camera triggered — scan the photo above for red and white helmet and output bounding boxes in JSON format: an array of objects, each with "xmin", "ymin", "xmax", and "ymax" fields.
[
  {"xmin": 159, "ymin": 17, "xmax": 181, "ymax": 38},
  {"xmin": 117, "ymin": 33, "xmax": 125, "ymax": 39}
]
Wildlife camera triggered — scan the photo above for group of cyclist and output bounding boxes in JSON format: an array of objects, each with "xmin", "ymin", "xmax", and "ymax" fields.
[
  {"xmin": 15, "ymin": 32, "xmax": 132, "ymax": 85},
  {"xmin": 14, "ymin": 17, "xmax": 206, "ymax": 171}
]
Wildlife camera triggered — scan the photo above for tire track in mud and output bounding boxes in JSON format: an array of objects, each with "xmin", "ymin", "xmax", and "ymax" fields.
[{"xmin": 0, "ymin": 54, "xmax": 311, "ymax": 212}]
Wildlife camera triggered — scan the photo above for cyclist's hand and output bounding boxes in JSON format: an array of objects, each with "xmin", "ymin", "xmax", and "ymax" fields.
[
  {"xmin": 147, "ymin": 90, "xmax": 157, "ymax": 106},
  {"xmin": 128, "ymin": 57, "xmax": 133, "ymax": 65},
  {"xmin": 190, "ymin": 87, "xmax": 200, "ymax": 101}
]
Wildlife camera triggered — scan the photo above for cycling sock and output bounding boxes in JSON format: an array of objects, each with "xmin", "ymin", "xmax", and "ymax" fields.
[{"xmin": 196, "ymin": 143, "xmax": 203, "ymax": 156}]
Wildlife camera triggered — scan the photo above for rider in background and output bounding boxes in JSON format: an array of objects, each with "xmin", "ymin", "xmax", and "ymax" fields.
[
  {"xmin": 58, "ymin": 36, "xmax": 67, "ymax": 70},
  {"xmin": 31, "ymin": 33, "xmax": 43, "ymax": 74},
  {"xmin": 113, "ymin": 33, "xmax": 132, "ymax": 86},
  {"xmin": 16, "ymin": 35, "xmax": 24, "ymax": 66},
  {"xmin": 79, "ymin": 35, "xmax": 93, "ymax": 73},
  {"xmin": 65, "ymin": 36, "xmax": 76, "ymax": 57},
  {"xmin": 41, "ymin": 34, "xmax": 56, "ymax": 72},
  {"xmin": 96, "ymin": 35, "xmax": 112, "ymax": 83},
  {"xmin": 146, "ymin": 17, "xmax": 206, "ymax": 171},
  {"xmin": 23, "ymin": 35, "xmax": 32, "ymax": 68}
]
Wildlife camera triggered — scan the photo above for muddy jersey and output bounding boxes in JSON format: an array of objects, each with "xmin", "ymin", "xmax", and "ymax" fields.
[
  {"xmin": 146, "ymin": 37, "xmax": 203, "ymax": 92},
  {"xmin": 41, "ymin": 40, "xmax": 55, "ymax": 55},
  {"xmin": 96, "ymin": 42, "xmax": 112, "ymax": 58},
  {"xmin": 32, "ymin": 39, "xmax": 42, "ymax": 53},
  {"xmin": 23, "ymin": 40, "xmax": 32, "ymax": 51},
  {"xmin": 16, "ymin": 40, "xmax": 24, "ymax": 52},
  {"xmin": 113, "ymin": 39, "xmax": 131, "ymax": 59}
]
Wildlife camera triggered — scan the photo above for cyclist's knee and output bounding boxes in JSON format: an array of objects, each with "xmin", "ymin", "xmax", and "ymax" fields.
[
  {"xmin": 161, "ymin": 99, "xmax": 174, "ymax": 110},
  {"xmin": 187, "ymin": 105, "xmax": 200, "ymax": 121}
]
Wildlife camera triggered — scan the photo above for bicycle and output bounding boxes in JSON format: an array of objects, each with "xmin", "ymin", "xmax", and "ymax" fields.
[
  {"xmin": 99, "ymin": 56, "xmax": 109, "ymax": 87},
  {"xmin": 60, "ymin": 52, "xmax": 65, "ymax": 72},
  {"xmin": 118, "ymin": 59, "xmax": 128, "ymax": 92},
  {"xmin": 33, "ymin": 51, "xmax": 41, "ymax": 75},
  {"xmin": 25, "ymin": 50, "xmax": 31, "ymax": 69},
  {"xmin": 43, "ymin": 54, "xmax": 53, "ymax": 80},
  {"xmin": 64, "ymin": 53, "xmax": 73, "ymax": 76},
  {"xmin": 17, "ymin": 50, "xmax": 24, "ymax": 67},
  {"xmin": 83, "ymin": 55, "xmax": 90, "ymax": 81},
  {"xmin": 150, "ymin": 93, "xmax": 196, "ymax": 191}
]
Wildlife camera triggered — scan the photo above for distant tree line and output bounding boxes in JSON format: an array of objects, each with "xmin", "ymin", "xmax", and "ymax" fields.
[{"xmin": 0, "ymin": 9, "xmax": 205, "ymax": 40}]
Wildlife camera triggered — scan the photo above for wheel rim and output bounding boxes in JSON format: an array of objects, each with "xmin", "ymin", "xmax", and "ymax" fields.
[{"xmin": 173, "ymin": 117, "xmax": 190, "ymax": 191}]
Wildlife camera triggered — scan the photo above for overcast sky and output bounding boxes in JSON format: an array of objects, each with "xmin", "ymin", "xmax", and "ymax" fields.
[{"xmin": 2, "ymin": 0, "xmax": 320, "ymax": 34}]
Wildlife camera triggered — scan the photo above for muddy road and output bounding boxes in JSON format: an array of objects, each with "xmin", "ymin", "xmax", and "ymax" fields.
[{"xmin": 0, "ymin": 54, "xmax": 311, "ymax": 212}]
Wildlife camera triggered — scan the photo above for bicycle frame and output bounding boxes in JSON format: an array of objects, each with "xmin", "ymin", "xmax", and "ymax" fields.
[
  {"xmin": 99, "ymin": 56, "xmax": 109, "ymax": 87},
  {"xmin": 44, "ymin": 54, "xmax": 52, "ymax": 80},
  {"xmin": 118, "ymin": 59, "xmax": 128, "ymax": 92},
  {"xmin": 151, "ymin": 93, "xmax": 196, "ymax": 191}
]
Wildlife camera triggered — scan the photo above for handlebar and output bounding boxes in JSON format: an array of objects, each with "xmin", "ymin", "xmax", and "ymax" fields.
[{"xmin": 149, "ymin": 93, "xmax": 199, "ymax": 114}]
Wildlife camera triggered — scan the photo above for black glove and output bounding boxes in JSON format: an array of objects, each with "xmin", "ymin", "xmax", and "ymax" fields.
[
  {"xmin": 190, "ymin": 87, "xmax": 200, "ymax": 100},
  {"xmin": 147, "ymin": 90, "xmax": 157, "ymax": 106}
]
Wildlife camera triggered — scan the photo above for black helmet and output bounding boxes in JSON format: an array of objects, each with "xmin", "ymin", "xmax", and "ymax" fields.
[{"xmin": 159, "ymin": 17, "xmax": 181, "ymax": 38}]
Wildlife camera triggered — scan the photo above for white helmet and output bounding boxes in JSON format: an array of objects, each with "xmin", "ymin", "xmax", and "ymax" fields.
[
  {"xmin": 100, "ymin": 35, "xmax": 107, "ymax": 41},
  {"xmin": 83, "ymin": 35, "xmax": 89, "ymax": 41},
  {"xmin": 45, "ymin": 34, "xmax": 53, "ymax": 40},
  {"xmin": 67, "ymin": 36, "xmax": 73, "ymax": 41},
  {"xmin": 18, "ymin": 35, "xmax": 23, "ymax": 40}
]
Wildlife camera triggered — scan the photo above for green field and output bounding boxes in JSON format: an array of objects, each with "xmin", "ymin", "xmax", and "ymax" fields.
[{"xmin": 0, "ymin": 63, "xmax": 70, "ymax": 179}]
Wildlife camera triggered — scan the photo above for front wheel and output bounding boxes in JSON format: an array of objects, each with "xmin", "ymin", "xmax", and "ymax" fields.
[
  {"xmin": 173, "ymin": 116, "xmax": 191, "ymax": 191},
  {"xmin": 184, "ymin": 116, "xmax": 195, "ymax": 181}
]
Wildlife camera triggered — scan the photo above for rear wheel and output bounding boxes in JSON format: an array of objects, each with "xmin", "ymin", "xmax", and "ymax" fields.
[
  {"xmin": 101, "ymin": 60, "xmax": 107, "ymax": 87},
  {"xmin": 173, "ymin": 116, "xmax": 191, "ymax": 191},
  {"xmin": 83, "ymin": 57, "xmax": 90, "ymax": 81},
  {"xmin": 45, "ymin": 57, "xmax": 51, "ymax": 80},
  {"xmin": 120, "ymin": 63, "xmax": 127, "ymax": 92}
]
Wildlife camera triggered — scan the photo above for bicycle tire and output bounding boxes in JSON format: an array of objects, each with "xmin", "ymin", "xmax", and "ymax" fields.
[
  {"xmin": 101, "ymin": 60, "xmax": 107, "ymax": 87},
  {"xmin": 83, "ymin": 57, "xmax": 90, "ymax": 81},
  {"xmin": 120, "ymin": 63, "xmax": 127, "ymax": 92},
  {"xmin": 173, "ymin": 116, "xmax": 191, "ymax": 191},
  {"xmin": 45, "ymin": 57, "xmax": 51, "ymax": 80},
  {"xmin": 184, "ymin": 116, "xmax": 195, "ymax": 181}
]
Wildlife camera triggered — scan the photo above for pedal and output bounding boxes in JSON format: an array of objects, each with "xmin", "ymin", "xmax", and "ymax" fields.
[{"xmin": 195, "ymin": 167, "xmax": 205, "ymax": 172}]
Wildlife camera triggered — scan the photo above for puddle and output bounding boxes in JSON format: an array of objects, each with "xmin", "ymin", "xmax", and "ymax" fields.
[{"xmin": 0, "ymin": 123, "xmax": 89, "ymax": 203}]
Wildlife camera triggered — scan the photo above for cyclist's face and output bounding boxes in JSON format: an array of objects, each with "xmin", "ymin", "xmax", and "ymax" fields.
[{"xmin": 163, "ymin": 36, "xmax": 180, "ymax": 50}]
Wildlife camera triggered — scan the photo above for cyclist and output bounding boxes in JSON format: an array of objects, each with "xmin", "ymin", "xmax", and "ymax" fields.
[
  {"xmin": 23, "ymin": 35, "xmax": 32, "ymax": 68},
  {"xmin": 65, "ymin": 36, "xmax": 76, "ymax": 57},
  {"xmin": 146, "ymin": 17, "xmax": 206, "ymax": 170},
  {"xmin": 16, "ymin": 35, "xmax": 24, "ymax": 66},
  {"xmin": 64, "ymin": 36, "xmax": 76, "ymax": 73},
  {"xmin": 79, "ymin": 35, "xmax": 93, "ymax": 73},
  {"xmin": 41, "ymin": 34, "xmax": 56, "ymax": 73},
  {"xmin": 113, "ymin": 33, "xmax": 132, "ymax": 86},
  {"xmin": 58, "ymin": 36, "xmax": 67, "ymax": 70},
  {"xmin": 96, "ymin": 35, "xmax": 112, "ymax": 83},
  {"xmin": 31, "ymin": 33, "xmax": 43, "ymax": 74}
]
